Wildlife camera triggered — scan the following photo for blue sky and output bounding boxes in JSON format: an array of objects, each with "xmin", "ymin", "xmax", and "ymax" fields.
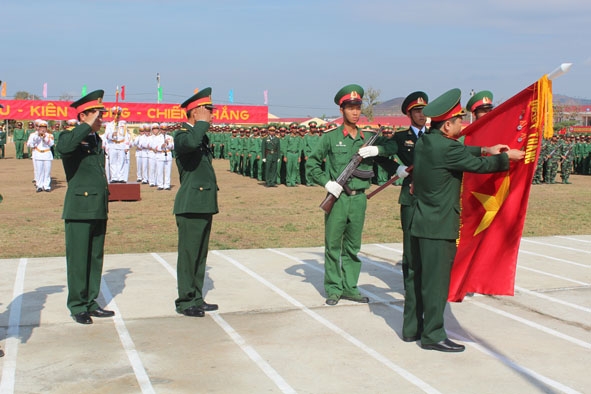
[{"xmin": 2, "ymin": 0, "xmax": 590, "ymax": 117}]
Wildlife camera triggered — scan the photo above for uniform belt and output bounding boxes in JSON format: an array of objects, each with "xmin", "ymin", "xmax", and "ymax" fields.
[
  {"xmin": 35, "ymin": 148, "xmax": 50, "ymax": 153},
  {"xmin": 113, "ymin": 140, "xmax": 125, "ymax": 144},
  {"xmin": 349, "ymin": 189, "xmax": 365, "ymax": 196},
  {"xmin": 266, "ymin": 150, "xmax": 276, "ymax": 154}
]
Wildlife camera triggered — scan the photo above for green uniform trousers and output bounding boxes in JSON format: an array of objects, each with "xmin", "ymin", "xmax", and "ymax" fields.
[
  {"xmin": 65, "ymin": 219, "xmax": 107, "ymax": 315},
  {"xmin": 403, "ymin": 236, "xmax": 456, "ymax": 345},
  {"xmin": 400, "ymin": 203, "xmax": 414, "ymax": 289},
  {"xmin": 324, "ymin": 193, "xmax": 366, "ymax": 298},
  {"xmin": 15, "ymin": 141, "xmax": 25, "ymax": 159},
  {"xmin": 175, "ymin": 213, "xmax": 212, "ymax": 313}
]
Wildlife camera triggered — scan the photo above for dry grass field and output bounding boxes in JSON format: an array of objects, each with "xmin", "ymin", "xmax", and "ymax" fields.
[{"xmin": 1, "ymin": 142, "xmax": 590, "ymax": 258}]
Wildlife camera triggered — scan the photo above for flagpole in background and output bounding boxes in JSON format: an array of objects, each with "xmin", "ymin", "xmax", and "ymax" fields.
[{"xmin": 156, "ymin": 73, "xmax": 161, "ymax": 104}]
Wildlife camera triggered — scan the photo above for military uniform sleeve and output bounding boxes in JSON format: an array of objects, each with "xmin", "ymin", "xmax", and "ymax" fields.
[
  {"xmin": 57, "ymin": 123, "xmax": 93, "ymax": 155},
  {"xmin": 306, "ymin": 134, "xmax": 330, "ymax": 186},
  {"xmin": 174, "ymin": 121, "xmax": 209, "ymax": 155},
  {"xmin": 445, "ymin": 140, "xmax": 509, "ymax": 173}
]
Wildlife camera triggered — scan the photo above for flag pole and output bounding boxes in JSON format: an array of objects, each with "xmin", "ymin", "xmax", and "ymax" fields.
[
  {"xmin": 547, "ymin": 63, "xmax": 572, "ymax": 80},
  {"xmin": 156, "ymin": 73, "xmax": 161, "ymax": 104}
]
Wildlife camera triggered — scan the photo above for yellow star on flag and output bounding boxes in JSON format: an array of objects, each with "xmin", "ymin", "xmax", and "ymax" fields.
[{"xmin": 471, "ymin": 174, "xmax": 510, "ymax": 236}]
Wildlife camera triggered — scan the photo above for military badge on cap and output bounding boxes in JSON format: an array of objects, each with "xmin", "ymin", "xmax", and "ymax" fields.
[
  {"xmin": 334, "ymin": 84, "xmax": 364, "ymax": 106},
  {"xmin": 70, "ymin": 90, "xmax": 107, "ymax": 114},
  {"xmin": 423, "ymin": 88, "xmax": 466, "ymax": 122},
  {"xmin": 181, "ymin": 87, "xmax": 215, "ymax": 111},
  {"xmin": 466, "ymin": 90, "xmax": 494, "ymax": 113},
  {"xmin": 401, "ymin": 91, "xmax": 429, "ymax": 115}
]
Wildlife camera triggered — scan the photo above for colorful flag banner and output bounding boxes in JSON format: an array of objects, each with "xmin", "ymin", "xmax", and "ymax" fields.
[
  {"xmin": 121, "ymin": 85, "xmax": 126, "ymax": 101},
  {"xmin": 43, "ymin": 83, "xmax": 48, "ymax": 99},
  {"xmin": 115, "ymin": 86, "xmax": 120, "ymax": 103},
  {"xmin": 1, "ymin": 81, "xmax": 5, "ymax": 97},
  {"xmin": 448, "ymin": 76, "xmax": 553, "ymax": 302},
  {"xmin": 229, "ymin": 89, "xmax": 234, "ymax": 103},
  {"xmin": 81, "ymin": 85, "xmax": 87, "ymax": 97},
  {"xmin": 193, "ymin": 88, "xmax": 199, "ymax": 94},
  {"xmin": 263, "ymin": 90, "xmax": 268, "ymax": 105},
  {"xmin": 157, "ymin": 87, "xmax": 163, "ymax": 102}
]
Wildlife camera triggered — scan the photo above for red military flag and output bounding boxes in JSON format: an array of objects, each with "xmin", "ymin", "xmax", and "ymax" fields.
[
  {"xmin": 121, "ymin": 85, "xmax": 126, "ymax": 101},
  {"xmin": 448, "ymin": 76, "xmax": 554, "ymax": 302}
]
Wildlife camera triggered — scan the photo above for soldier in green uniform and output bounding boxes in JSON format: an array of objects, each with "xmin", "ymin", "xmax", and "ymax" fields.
[
  {"xmin": 0, "ymin": 121, "xmax": 6, "ymax": 159},
  {"xmin": 58, "ymin": 90, "xmax": 114, "ymax": 325},
  {"xmin": 262, "ymin": 125, "xmax": 281, "ymax": 187},
  {"xmin": 25, "ymin": 121, "xmax": 35, "ymax": 159},
  {"xmin": 52, "ymin": 122, "xmax": 63, "ymax": 160},
  {"xmin": 405, "ymin": 88, "xmax": 524, "ymax": 352},
  {"xmin": 466, "ymin": 90, "xmax": 494, "ymax": 121},
  {"xmin": 285, "ymin": 124, "xmax": 303, "ymax": 186},
  {"xmin": 304, "ymin": 121, "xmax": 320, "ymax": 186},
  {"xmin": 307, "ymin": 84, "xmax": 397, "ymax": 306},
  {"xmin": 545, "ymin": 135, "xmax": 561, "ymax": 183},
  {"xmin": 174, "ymin": 87, "xmax": 219, "ymax": 317},
  {"xmin": 13, "ymin": 121, "xmax": 27, "ymax": 159},
  {"xmin": 375, "ymin": 92, "xmax": 428, "ymax": 301},
  {"xmin": 560, "ymin": 135, "xmax": 575, "ymax": 184},
  {"xmin": 532, "ymin": 138, "xmax": 549, "ymax": 184}
]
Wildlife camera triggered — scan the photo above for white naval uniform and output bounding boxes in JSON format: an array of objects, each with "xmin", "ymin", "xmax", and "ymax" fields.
[
  {"xmin": 27, "ymin": 132, "xmax": 54, "ymax": 191},
  {"xmin": 150, "ymin": 133, "xmax": 174, "ymax": 189},
  {"xmin": 104, "ymin": 121, "xmax": 130, "ymax": 182},
  {"xmin": 147, "ymin": 133, "xmax": 157, "ymax": 186}
]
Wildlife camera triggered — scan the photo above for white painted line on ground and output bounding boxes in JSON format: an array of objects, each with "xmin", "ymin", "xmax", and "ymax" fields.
[
  {"xmin": 517, "ymin": 265, "xmax": 590, "ymax": 286},
  {"xmin": 515, "ymin": 286, "xmax": 591, "ymax": 313},
  {"xmin": 274, "ymin": 249, "xmax": 583, "ymax": 394},
  {"xmin": 471, "ymin": 301, "xmax": 591, "ymax": 350},
  {"xmin": 518, "ymin": 249, "xmax": 589, "ymax": 269},
  {"xmin": 554, "ymin": 235, "xmax": 591, "ymax": 244},
  {"xmin": 521, "ymin": 239, "xmax": 591, "ymax": 254},
  {"xmin": 0, "ymin": 258, "xmax": 27, "ymax": 394},
  {"xmin": 451, "ymin": 332, "xmax": 582, "ymax": 394},
  {"xmin": 152, "ymin": 253, "xmax": 296, "ymax": 394},
  {"xmin": 236, "ymin": 249, "xmax": 440, "ymax": 394},
  {"xmin": 101, "ymin": 281, "xmax": 155, "ymax": 394}
]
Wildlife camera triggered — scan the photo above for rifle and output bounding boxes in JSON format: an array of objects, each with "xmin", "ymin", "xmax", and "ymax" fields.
[
  {"xmin": 319, "ymin": 131, "xmax": 380, "ymax": 214},
  {"xmin": 366, "ymin": 165, "xmax": 413, "ymax": 200}
]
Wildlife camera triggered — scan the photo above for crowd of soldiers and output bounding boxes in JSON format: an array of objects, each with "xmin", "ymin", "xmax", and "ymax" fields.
[
  {"xmin": 533, "ymin": 133, "xmax": 591, "ymax": 184},
  {"xmin": 204, "ymin": 121, "xmax": 404, "ymax": 187},
  {"xmin": 2, "ymin": 118, "xmax": 590, "ymax": 191}
]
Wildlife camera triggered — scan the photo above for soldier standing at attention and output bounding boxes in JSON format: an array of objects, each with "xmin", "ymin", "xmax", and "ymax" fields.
[
  {"xmin": 25, "ymin": 121, "xmax": 35, "ymax": 159},
  {"xmin": 58, "ymin": 90, "xmax": 114, "ymax": 324},
  {"xmin": 376, "ymin": 92, "xmax": 428, "ymax": 298},
  {"xmin": 466, "ymin": 90, "xmax": 494, "ymax": 121},
  {"xmin": 173, "ymin": 88, "xmax": 219, "ymax": 317},
  {"xmin": 13, "ymin": 121, "xmax": 27, "ymax": 159},
  {"xmin": 307, "ymin": 84, "xmax": 397, "ymax": 306},
  {"xmin": 262, "ymin": 125, "xmax": 281, "ymax": 187},
  {"xmin": 52, "ymin": 122, "xmax": 63, "ymax": 160},
  {"xmin": 0, "ymin": 122, "xmax": 6, "ymax": 159},
  {"xmin": 405, "ymin": 88, "xmax": 524, "ymax": 351},
  {"xmin": 27, "ymin": 120, "xmax": 54, "ymax": 192}
]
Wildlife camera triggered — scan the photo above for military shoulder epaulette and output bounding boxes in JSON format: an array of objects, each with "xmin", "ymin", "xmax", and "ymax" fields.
[
  {"xmin": 178, "ymin": 128, "xmax": 189, "ymax": 132},
  {"xmin": 395, "ymin": 128, "xmax": 408, "ymax": 133}
]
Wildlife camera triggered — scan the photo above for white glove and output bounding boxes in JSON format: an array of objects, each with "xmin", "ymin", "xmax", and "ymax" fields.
[
  {"xmin": 325, "ymin": 181, "xmax": 343, "ymax": 198},
  {"xmin": 396, "ymin": 165, "xmax": 409, "ymax": 179},
  {"xmin": 262, "ymin": 158, "xmax": 266, "ymax": 163},
  {"xmin": 358, "ymin": 146, "xmax": 379, "ymax": 158}
]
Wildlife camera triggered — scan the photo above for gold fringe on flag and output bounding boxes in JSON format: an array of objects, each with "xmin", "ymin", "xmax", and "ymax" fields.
[{"xmin": 536, "ymin": 75, "xmax": 554, "ymax": 139}]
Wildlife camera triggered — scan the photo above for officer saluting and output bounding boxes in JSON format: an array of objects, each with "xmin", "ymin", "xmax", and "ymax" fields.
[
  {"xmin": 173, "ymin": 87, "xmax": 219, "ymax": 317},
  {"xmin": 58, "ymin": 90, "xmax": 114, "ymax": 325}
]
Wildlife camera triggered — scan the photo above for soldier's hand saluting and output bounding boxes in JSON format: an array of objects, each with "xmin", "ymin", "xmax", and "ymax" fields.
[
  {"xmin": 81, "ymin": 109, "xmax": 103, "ymax": 133},
  {"xmin": 194, "ymin": 105, "xmax": 213, "ymax": 123}
]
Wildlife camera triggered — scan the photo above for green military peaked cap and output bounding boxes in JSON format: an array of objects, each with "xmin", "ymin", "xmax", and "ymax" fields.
[
  {"xmin": 70, "ymin": 90, "xmax": 107, "ymax": 114},
  {"xmin": 334, "ymin": 84, "xmax": 364, "ymax": 106},
  {"xmin": 466, "ymin": 90, "xmax": 494, "ymax": 113},
  {"xmin": 423, "ymin": 88, "xmax": 466, "ymax": 122},
  {"xmin": 401, "ymin": 91, "xmax": 428, "ymax": 115},
  {"xmin": 181, "ymin": 87, "xmax": 214, "ymax": 111}
]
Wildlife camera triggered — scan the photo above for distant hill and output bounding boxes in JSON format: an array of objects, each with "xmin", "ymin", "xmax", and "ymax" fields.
[{"xmin": 373, "ymin": 94, "xmax": 591, "ymax": 116}]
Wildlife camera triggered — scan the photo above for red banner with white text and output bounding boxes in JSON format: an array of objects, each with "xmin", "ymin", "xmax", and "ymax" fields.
[
  {"xmin": 0, "ymin": 100, "xmax": 269, "ymax": 124},
  {"xmin": 449, "ymin": 76, "xmax": 552, "ymax": 302}
]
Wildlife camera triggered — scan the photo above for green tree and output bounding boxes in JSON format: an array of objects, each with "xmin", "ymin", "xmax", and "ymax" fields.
[
  {"xmin": 14, "ymin": 91, "xmax": 40, "ymax": 100},
  {"xmin": 362, "ymin": 87, "xmax": 381, "ymax": 122}
]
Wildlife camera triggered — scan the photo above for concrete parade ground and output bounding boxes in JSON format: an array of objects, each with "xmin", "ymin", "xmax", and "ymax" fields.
[{"xmin": 0, "ymin": 235, "xmax": 590, "ymax": 394}]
